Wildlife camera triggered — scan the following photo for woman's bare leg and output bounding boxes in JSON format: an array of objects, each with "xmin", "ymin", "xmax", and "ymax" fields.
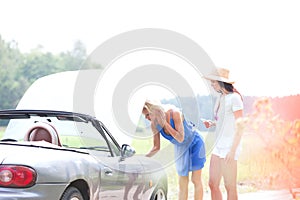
[
  {"xmin": 222, "ymin": 159, "xmax": 238, "ymax": 200},
  {"xmin": 178, "ymin": 175, "xmax": 189, "ymax": 200},
  {"xmin": 191, "ymin": 169, "xmax": 203, "ymax": 200},
  {"xmin": 209, "ymin": 154, "xmax": 223, "ymax": 200}
]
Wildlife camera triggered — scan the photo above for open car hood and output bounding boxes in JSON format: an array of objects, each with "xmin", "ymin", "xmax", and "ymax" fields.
[{"xmin": 16, "ymin": 70, "xmax": 133, "ymax": 144}]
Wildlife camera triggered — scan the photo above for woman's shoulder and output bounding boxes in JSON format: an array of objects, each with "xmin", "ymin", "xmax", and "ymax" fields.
[
  {"xmin": 228, "ymin": 92, "xmax": 242, "ymax": 99},
  {"xmin": 166, "ymin": 108, "xmax": 182, "ymax": 118},
  {"xmin": 229, "ymin": 92, "xmax": 243, "ymax": 106},
  {"xmin": 166, "ymin": 107, "xmax": 181, "ymax": 114}
]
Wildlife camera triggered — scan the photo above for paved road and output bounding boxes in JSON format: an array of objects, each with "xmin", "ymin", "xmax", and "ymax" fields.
[
  {"xmin": 201, "ymin": 190, "xmax": 295, "ymax": 200},
  {"xmin": 238, "ymin": 190, "xmax": 294, "ymax": 200},
  {"xmin": 169, "ymin": 188, "xmax": 300, "ymax": 199}
]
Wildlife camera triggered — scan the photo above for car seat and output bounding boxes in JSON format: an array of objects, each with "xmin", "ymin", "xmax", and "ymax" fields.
[{"xmin": 24, "ymin": 122, "xmax": 62, "ymax": 146}]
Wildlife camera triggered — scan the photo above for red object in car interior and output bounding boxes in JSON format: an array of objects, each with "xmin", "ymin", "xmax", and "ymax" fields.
[{"xmin": 0, "ymin": 165, "xmax": 36, "ymax": 187}]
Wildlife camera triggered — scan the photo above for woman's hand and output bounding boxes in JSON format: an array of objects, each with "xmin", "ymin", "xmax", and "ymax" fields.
[
  {"xmin": 202, "ymin": 119, "xmax": 215, "ymax": 128},
  {"xmin": 225, "ymin": 151, "xmax": 235, "ymax": 164},
  {"xmin": 152, "ymin": 108, "xmax": 166, "ymax": 128}
]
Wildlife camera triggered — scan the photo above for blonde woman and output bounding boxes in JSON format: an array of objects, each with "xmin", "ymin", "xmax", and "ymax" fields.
[
  {"xmin": 142, "ymin": 101, "xmax": 206, "ymax": 200},
  {"xmin": 203, "ymin": 67, "xmax": 244, "ymax": 200}
]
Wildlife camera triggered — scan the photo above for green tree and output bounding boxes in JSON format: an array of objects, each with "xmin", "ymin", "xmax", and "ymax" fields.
[
  {"xmin": 0, "ymin": 36, "xmax": 27, "ymax": 109},
  {"xmin": 0, "ymin": 36, "xmax": 102, "ymax": 109}
]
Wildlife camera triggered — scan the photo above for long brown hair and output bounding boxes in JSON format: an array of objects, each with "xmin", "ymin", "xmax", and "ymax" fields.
[{"xmin": 218, "ymin": 81, "xmax": 243, "ymax": 101}]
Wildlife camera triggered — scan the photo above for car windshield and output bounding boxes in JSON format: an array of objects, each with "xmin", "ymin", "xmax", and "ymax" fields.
[{"xmin": 0, "ymin": 112, "xmax": 120, "ymax": 156}]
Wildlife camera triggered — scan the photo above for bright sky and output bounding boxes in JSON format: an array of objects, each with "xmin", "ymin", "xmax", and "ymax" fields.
[{"xmin": 1, "ymin": 0, "xmax": 299, "ymax": 97}]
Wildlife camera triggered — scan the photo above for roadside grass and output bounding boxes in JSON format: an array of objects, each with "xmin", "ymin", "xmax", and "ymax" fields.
[
  {"xmin": 0, "ymin": 128, "xmax": 4, "ymax": 139},
  {"xmin": 236, "ymin": 132, "xmax": 298, "ymax": 191}
]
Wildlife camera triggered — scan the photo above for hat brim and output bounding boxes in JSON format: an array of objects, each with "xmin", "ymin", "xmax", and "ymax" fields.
[{"xmin": 203, "ymin": 75, "xmax": 235, "ymax": 84}]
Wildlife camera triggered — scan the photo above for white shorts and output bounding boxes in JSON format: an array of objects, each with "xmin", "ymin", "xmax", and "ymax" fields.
[{"xmin": 212, "ymin": 145, "xmax": 241, "ymax": 160}]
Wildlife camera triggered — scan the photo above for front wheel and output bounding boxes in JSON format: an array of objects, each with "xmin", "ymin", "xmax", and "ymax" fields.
[
  {"xmin": 150, "ymin": 186, "xmax": 167, "ymax": 200},
  {"xmin": 60, "ymin": 186, "xmax": 84, "ymax": 200}
]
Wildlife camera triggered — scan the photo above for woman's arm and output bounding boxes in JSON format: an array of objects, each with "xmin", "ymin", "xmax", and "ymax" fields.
[
  {"xmin": 163, "ymin": 110, "xmax": 185, "ymax": 143},
  {"xmin": 145, "ymin": 123, "xmax": 161, "ymax": 157},
  {"xmin": 225, "ymin": 109, "xmax": 243, "ymax": 163}
]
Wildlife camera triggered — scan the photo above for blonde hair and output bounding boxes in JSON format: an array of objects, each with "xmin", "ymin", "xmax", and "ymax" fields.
[
  {"xmin": 143, "ymin": 99, "xmax": 181, "ymax": 114},
  {"xmin": 143, "ymin": 102, "xmax": 164, "ymax": 113}
]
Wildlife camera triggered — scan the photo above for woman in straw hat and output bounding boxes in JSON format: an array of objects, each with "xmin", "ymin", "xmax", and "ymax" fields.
[
  {"xmin": 142, "ymin": 100, "xmax": 206, "ymax": 200},
  {"xmin": 203, "ymin": 67, "xmax": 244, "ymax": 200}
]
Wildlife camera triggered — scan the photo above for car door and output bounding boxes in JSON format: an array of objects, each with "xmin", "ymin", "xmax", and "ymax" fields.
[{"xmin": 96, "ymin": 124, "xmax": 145, "ymax": 200}]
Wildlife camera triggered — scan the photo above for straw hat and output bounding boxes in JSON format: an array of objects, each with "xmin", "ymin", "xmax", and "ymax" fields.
[{"xmin": 203, "ymin": 67, "xmax": 235, "ymax": 84}]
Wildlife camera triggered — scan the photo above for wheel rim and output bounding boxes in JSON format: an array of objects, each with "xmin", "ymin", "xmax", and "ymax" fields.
[
  {"xmin": 154, "ymin": 188, "xmax": 166, "ymax": 200},
  {"xmin": 70, "ymin": 195, "xmax": 83, "ymax": 200}
]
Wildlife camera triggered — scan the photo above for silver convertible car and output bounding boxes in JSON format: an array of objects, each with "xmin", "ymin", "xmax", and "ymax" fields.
[{"xmin": 0, "ymin": 109, "xmax": 167, "ymax": 200}]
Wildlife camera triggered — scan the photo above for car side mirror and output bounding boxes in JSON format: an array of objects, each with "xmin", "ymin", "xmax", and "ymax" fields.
[{"xmin": 120, "ymin": 144, "xmax": 136, "ymax": 161}]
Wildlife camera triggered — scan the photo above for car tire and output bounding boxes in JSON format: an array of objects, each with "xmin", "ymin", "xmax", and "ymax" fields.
[
  {"xmin": 61, "ymin": 186, "xmax": 84, "ymax": 200},
  {"xmin": 150, "ymin": 184, "xmax": 167, "ymax": 200}
]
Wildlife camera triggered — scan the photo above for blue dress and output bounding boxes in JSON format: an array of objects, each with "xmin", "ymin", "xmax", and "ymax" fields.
[{"xmin": 156, "ymin": 114, "xmax": 206, "ymax": 176}]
